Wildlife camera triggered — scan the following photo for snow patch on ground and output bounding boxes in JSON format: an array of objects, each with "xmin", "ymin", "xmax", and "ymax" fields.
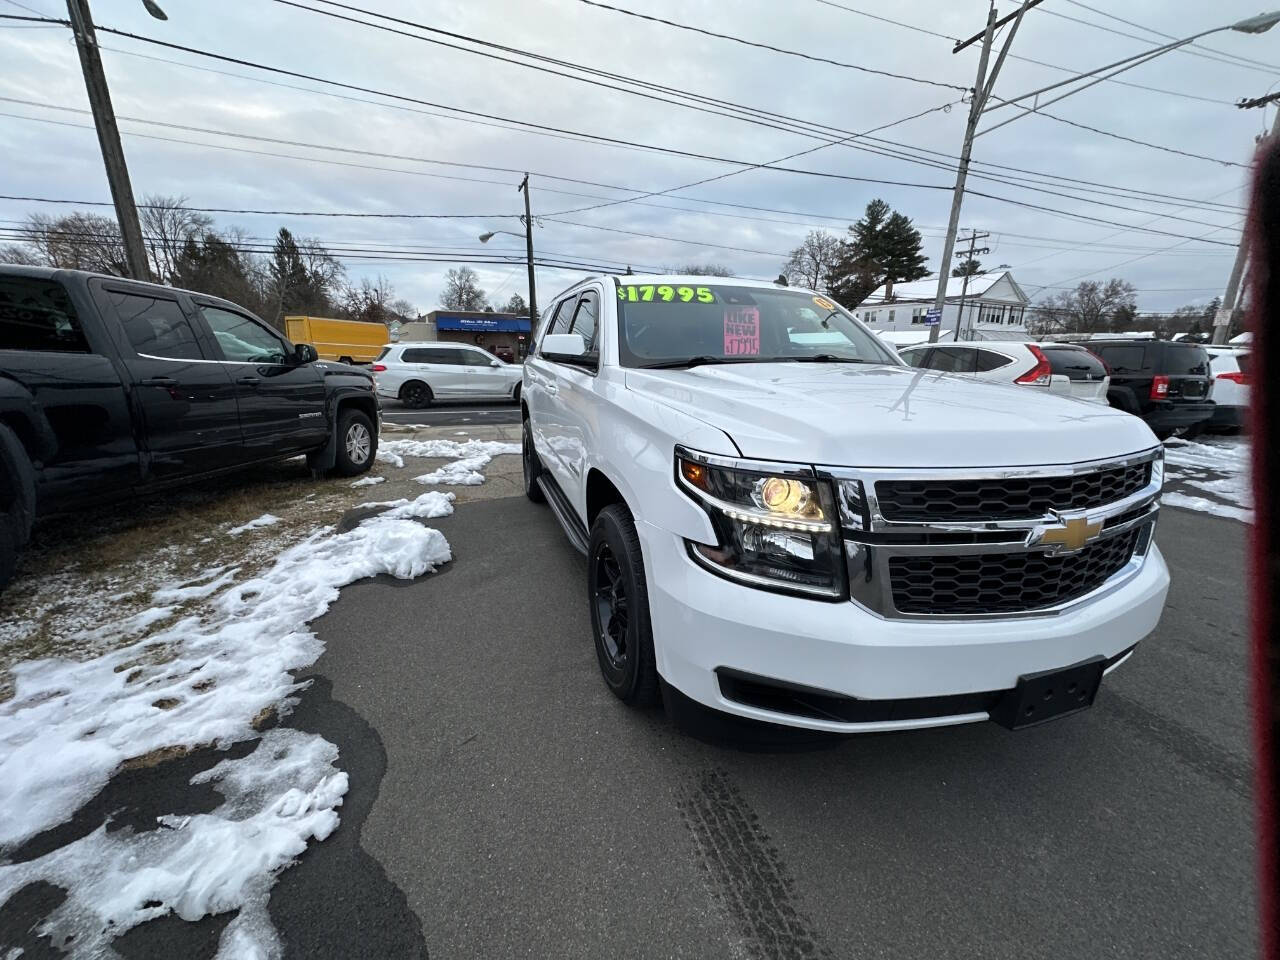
[
  {"xmin": 227, "ymin": 514, "xmax": 281, "ymax": 536},
  {"xmin": 0, "ymin": 729, "xmax": 347, "ymax": 959},
  {"xmin": 379, "ymin": 438, "xmax": 520, "ymax": 461},
  {"xmin": 375, "ymin": 449, "xmax": 405, "ymax": 468},
  {"xmin": 1162, "ymin": 492, "xmax": 1253, "ymax": 524},
  {"xmin": 151, "ymin": 567, "xmax": 240, "ymax": 605},
  {"xmin": 0, "ymin": 511, "xmax": 451, "ymax": 850},
  {"xmin": 1162, "ymin": 437, "xmax": 1251, "ymax": 523},
  {"xmin": 414, "ymin": 455, "xmax": 491, "ymax": 486},
  {"xmin": 349, "ymin": 475, "xmax": 385, "ymax": 488}
]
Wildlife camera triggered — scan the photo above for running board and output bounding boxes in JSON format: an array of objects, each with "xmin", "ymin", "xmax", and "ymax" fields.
[{"xmin": 538, "ymin": 474, "xmax": 589, "ymax": 555}]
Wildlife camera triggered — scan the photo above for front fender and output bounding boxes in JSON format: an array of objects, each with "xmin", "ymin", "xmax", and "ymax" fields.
[
  {"xmin": 583, "ymin": 375, "xmax": 737, "ymax": 544},
  {"xmin": 0, "ymin": 376, "xmax": 58, "ymax": 463}
]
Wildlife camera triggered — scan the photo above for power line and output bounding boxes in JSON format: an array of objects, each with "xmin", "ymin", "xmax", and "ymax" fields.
[
  {"xmin": 0, "ymin": 193, "xmax": 511, "ymax": 219},
  {"xmin": 570, "ymin": 0, "xmax": 967, "ymax": 91},
  {"xmin": 1058, "ymin": 0, "xmax": 1280, "ymax": 74},
  {"xmin": 804, "ymin": 0, "xmax": 1235, "ymax": 106}
]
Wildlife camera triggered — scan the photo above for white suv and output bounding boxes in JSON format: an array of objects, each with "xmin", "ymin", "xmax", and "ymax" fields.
[
  {"xmin": 372, "ymin": 341, "xmax": 522, "ymax": 408},
  {"xmin": 522, "ymin": 275, "xmax": 1169, "ymax": 736}
]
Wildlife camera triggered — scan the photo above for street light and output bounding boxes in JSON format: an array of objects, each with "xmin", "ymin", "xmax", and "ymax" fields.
[
  {"xmin": 477, "ymin": 230, "xmax": 526, "ymax": 243},
  {"xmin": 141, "ymin": 0, "xmax": 168, "ymax": 19}
]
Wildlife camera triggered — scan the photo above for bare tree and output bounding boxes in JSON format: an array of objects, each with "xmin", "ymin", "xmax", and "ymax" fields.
[
  {"xmin": 0, "ymin": 244, "xmax": 42, "ymax": 266},
  {"xmin": 669, "ymin": 263, "xmax": 734, "ymax": 277},
  {"xmin": 341, "ymin": 275, "xmax": 395, "ymax": 324},
  {"xmin": 441, "ymin": 266, "xmax": 488, "ymax": 310},
  {"xmin": 1033, "ymin": 279, "xmax": 1137, "ymax": 335},
  {"xmin": 388, "ymin": 297, "xmax": 418, "ymax": 320},
  {"xmin": 781, "ymin": 230, "xmax": 841, "ymax": 291},
  {"xmin": 13, "ymin": 212, "xmax": 128, "ymax": 274},
  {"xmin": 139, "ymin": 195, "xmax": 212, "ymax": 282}
]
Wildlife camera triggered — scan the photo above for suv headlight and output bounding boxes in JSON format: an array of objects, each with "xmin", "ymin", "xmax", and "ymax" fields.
[{"xmin": 676, "ymin": 448, "xmax": 846, "ymax": 599}]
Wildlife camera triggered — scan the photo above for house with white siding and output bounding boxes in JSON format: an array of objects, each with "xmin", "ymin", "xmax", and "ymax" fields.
[{"xmin": 853, "ymin": 271, "xmax": 1030, "ymax": 341}]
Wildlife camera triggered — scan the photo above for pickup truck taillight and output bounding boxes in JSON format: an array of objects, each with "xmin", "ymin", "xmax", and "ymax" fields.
[
  {"xmin": 370, "ymin": 364, "xmax": 387, "ymax": 372},
  {"xmin": 1014, "ymin": 345, "xmax": 1052, "ymax": 386},
  {"xmin": 1150, "ymin": 375, "xmax": 1170, "ymax": 399},
  {"xmin": 1216, "ymin": 370, "xmax": 1249, "ymax": 385}
]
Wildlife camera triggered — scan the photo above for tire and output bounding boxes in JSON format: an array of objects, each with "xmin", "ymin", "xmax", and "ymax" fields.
[
  {"xmin": 332, "ymin": 409, "xmax": 377, "ymax": 476},
  {"xmin": 399, "ymin": 381, "xmax": 433, "ymax": 409},
  {"xmin": 522, "ymin": 417, "xmax": 546, "ymax": 503},
  {"xmin": 512, "ymin": 382, "xmax": 522, "ymax": 404},
  {"xmin": 0, "ymin": 424, "xmax": 36, "ymax": 591},
  {"xmin": 339, "ymin": 355, "xmax": 354, "ymax": 365},
  {"xmin": 588, "ymin": 504, "xmax": 659, "ymax": 707},
  {"xmin": 1153, "ymin": 428, "xmax": 1174, "ymax": 441}
]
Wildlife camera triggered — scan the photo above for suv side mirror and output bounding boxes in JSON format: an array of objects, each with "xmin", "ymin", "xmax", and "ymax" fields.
[
  {"xmin": 294, "ymin": 343, "xmax": 319, "ymax": 364},
  {"xmin": 542, "ymin": 333, "xmax": 586, "ymax": 357},
  {"xmin": 490, "ymin": 358, "xmax": 502, "ymax": 367}
]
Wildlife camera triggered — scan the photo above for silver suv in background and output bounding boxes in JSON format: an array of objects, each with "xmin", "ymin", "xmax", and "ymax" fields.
[
  {"xmin": 896, "ymin": 341, "xmax": 1109, "ymax": 404},
  {"xmin": 371, "ymin": 341, "xmax": 523, "ymax": 408}
]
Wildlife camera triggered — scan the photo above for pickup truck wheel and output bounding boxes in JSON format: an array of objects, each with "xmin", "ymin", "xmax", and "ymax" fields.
[
  {"xmin": 588, "ymin": 504, "xmax": 658, "ymax": 707},
  {"xmin": 332, "ymin": 409, "xmax": 377, "ymax": 476},
  {"xmin": 522, "ymin": 418, "xmax": 546, "ymax": 503},
  {"xmin": 399, "ymin": 381, "xmax": 432, "ymax": 409}
]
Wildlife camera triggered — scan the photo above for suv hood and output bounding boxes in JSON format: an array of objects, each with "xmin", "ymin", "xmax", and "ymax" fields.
[{"xmin": 625, "ymin": 363, "xmax": 1157, "ymax": 468}]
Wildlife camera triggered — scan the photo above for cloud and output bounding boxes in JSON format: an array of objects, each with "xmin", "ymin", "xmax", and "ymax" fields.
[{"xmin": 0, "ymin": 0, "xmax": 1263, "ymax": 312}]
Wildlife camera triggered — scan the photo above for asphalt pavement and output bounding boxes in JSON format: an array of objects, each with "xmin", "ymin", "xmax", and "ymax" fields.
[
  {"xmin": 380, "ymin": 398, "xmax": 520, "ymax": 427},
  {"xmin": 288, "ymin": 495, "xmax": 1254, "ymax": 959}
]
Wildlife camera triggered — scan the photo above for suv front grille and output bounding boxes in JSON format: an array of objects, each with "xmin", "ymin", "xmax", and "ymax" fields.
[
  {"xmin": 887, "ymin": 529, "xmax": 1140, "ymax": 615},
  {"xmin": 875, "ymin": 462, "xmax": 1151, "ymax": 523}
]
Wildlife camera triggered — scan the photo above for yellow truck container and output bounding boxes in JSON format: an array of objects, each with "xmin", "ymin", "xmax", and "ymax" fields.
[{"xmin": 284, "ymin": 316, "xmax": 387, "ymax": 364}]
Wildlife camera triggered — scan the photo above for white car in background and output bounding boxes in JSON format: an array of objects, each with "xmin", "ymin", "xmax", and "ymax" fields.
[
  {"xmin": 370, "ymin": 341, "xmax": 523, "ymax": 408},
  {"xmin": 1206, "ymin": 346, "xmax": 1250, "ymax": 431},
  {"xmin": 896, "ymin": 341, "xmax": 1110, "ymax": 403}
]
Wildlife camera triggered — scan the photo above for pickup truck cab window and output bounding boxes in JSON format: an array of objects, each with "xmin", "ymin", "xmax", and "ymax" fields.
[
  {"xmin": 200, "ymin": 305, "xmax": 290, "ymax": 365},
  {"xmin": 0, "ymin": 276, "xmax": 90, "ymax": 353},
  {"xmin": 614, "ymin": 283, "xmax": 897, "ymax": 368},
  {"xmin": 111, "ymin": 291, "xmax": 204, "ymax": 362}
]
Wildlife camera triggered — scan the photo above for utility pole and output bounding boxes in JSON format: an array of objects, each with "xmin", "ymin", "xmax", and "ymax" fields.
[
  {"xmin": 518, "ymin": 174, "xmax": 538, "ymax": 347},
  {"xmin": 928, "ymin": 1, "xmax": 1034, "ymax": 343},
  {"xmin": 1213, "ymin": 93, "xmax": 1280, "ymax": 344},
  {"xmin": 66, "ymin": 0, "xmax": 149, "ymax": 281},
  {"xmin": 951, "ymin": 231, "xmax": 990, "ymax": 342}
]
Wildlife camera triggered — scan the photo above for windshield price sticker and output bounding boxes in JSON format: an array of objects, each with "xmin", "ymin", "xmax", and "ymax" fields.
[
  {"xmin": 723, "ymin": 306, "xmax": 760, "ymax": 356},
  {"xmin": 618, "ymin": 285, "xmax": 715, "ymax": 303},
  {"xmin": 813, "ymin": 296, "xmax": 835, "ymax": 310}
]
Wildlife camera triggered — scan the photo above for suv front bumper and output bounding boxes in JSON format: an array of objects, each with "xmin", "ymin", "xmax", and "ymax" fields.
[{"xmin": 636, "ymin": 519, "xmax": 1169, "ymax": 733}]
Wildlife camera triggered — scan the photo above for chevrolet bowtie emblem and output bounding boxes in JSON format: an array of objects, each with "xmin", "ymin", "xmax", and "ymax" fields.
[{"xmin": 1036, "ymin": 515, "xmax": 1103, "ymax": 553}]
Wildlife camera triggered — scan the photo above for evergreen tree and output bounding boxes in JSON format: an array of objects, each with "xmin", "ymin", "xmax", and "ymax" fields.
[
  {"xmin": 951, "ymin": 257, "xmax": 983, "ymax": 278},
  {"xmin": 828, "ymin": 199, "xmax": 929, "ymax": 309}
]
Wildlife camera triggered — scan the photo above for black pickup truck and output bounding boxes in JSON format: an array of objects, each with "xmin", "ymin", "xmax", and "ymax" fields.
[{"xmin": 0, "ymin": 265, "xmax": 380, "ymax": 586}]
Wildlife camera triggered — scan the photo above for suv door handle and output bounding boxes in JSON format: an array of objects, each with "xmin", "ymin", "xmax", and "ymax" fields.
[
  {"xmin": 139, "ymin": 376, "xmax": 177, "ymax": 387},
  {"xmin": 236, "ymin": 376, "xmax": 261, "ymax": 386},
  {"xmin": 545, "ymin": 383, "xmax": 558, "ymax": 396}
]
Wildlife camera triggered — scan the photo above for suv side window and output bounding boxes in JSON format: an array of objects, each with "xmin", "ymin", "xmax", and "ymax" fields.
[
  {"xmin": 0, "ymin": 276, "xmax": 90, "ymax": 353},
  {"xmin": 112, "ymin": 291, "xmax": 203, "ymax": 361},
  {"xmin": 200, "ymin": 305, "xmax": 290, "ymax": 364},
  {"xmin": 1096, "ymin": 345, "xmax": 1146, "ymax": 374},
  {"xmin": 899, "ymin": 347, "xmax": 929, "ymax": 368},
  {"xmin": 973, "ymin": 349, "xmax": 1013, "ymax": 372},
  {"xmin": 544, "ymin": 297, "xmax": 574, "ymax": 342},
  {"xmin": 929, "ymin": 346, "xmax": 977, "ymax": 374},
  {"xmin": 402, "ymin": 348, "xmax": 445, "ymax": 364},
  {"xmin": 459, "ymin": 348, "xmax": 494, "ymax": 367},
  {"xmin": 569, "ymin": 291, "xmax": 599, "ymax": 352}
]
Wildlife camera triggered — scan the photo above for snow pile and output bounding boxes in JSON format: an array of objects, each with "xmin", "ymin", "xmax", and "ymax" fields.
[
  {"xmin": 379, "ymin": 437, "xmax": 519, "ymax": 461},
  {"xmin": 350, "ymin": 475, "xmax": 385, "ymax": 488},
  {"xmin": 1163, "ymin": 437, "xmax": 1252, "ymax": 523},
  {"xmin": 415, "ymin": 455, "xmax": 491, "ymax": 486},
  {"xmin": 376, "ymin": 448, "xmax": 405, "ymax": 468},
  {"xmin": 227, "ymin": 514, "xmax": 281, "ymax": 536},
  {"xmin": 151, "ymin": 566, "xmax": 239, "ymax": 605},
  {"xmin": 0, "ymin": 729, "xmax": 347, "ymax": 958},
  {"xmin": 0, "ymin": 515, "xmax": 451, "ymax": 850}
]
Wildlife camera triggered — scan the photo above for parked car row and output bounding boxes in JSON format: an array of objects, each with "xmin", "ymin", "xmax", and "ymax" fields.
[
  {"xmin": 891, "ymin": 335, "xmax": 1246, "ymax": 439},
  {"xmin": 0, "ymin": 266, "xmax": 380, "ymax": 588}
]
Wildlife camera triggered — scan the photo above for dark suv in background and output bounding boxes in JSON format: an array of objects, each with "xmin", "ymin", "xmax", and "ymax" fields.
[{"xmin": 1085, "ymin": 339, "xmax": 1215, "ymax": 439}]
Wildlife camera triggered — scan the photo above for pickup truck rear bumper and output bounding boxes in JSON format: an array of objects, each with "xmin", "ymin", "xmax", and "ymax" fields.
[{"xmin": 636, "ymin": 519, "xmax": 1170, "ymax": 733}]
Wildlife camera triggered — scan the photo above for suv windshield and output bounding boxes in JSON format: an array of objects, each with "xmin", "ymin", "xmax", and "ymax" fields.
[{"xmin": 615, "ymin": 282, "xmax": 899, "ymax": 368}]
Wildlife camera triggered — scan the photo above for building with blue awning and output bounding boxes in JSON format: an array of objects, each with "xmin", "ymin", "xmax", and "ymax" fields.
[{"xmin": 397, "ymin": 310, "xmax": 532, "ymax": 360}]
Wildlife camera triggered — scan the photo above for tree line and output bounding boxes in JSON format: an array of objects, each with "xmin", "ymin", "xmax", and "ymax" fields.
[{"xmin": 0, "ymin": 196, "xmax": 417, "ymax": 330}]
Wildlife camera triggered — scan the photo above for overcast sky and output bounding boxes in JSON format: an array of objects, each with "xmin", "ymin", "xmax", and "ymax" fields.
[{"xmin": 2, "ymin": 0, "xmax": 1275, "ymax": 314}]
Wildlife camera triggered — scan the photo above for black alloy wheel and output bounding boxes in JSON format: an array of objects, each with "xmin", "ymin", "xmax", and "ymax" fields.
[
  {"xmin": 400, "ymin": 382, "xmax": 432, "ymax": 409},
  {"xmin": 593, "ymin": 543, "xmax": 629, "ymax": 673}
]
